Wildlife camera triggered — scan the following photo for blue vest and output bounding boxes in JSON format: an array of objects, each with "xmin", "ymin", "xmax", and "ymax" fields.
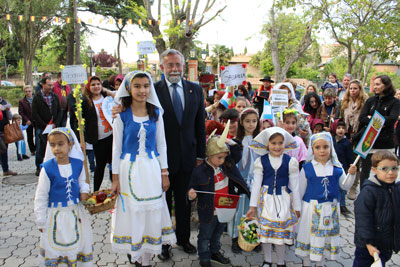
[
  {"xmin": 42, "ymin": 158, "xmax": 83, "ymax": 207},
  {"xmin": 120, "ymin": 106, "xmax": 159, "ymax": 161},
  {"xmin": 302, "ymin": 162, "xmax": 342, "ymax": 203},
  {"xmin": 260, "ymin": 153, "xmax": 291, "ymax": 195}
]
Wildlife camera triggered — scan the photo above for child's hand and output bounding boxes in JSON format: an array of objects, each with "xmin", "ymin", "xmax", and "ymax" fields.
[
  {"xmin": 80, "ymin": 193, "xmax": 89, "ymax": 201},
  {"xmin": 111, "ymin": 174, "xmax": 120, "ymax": 195},
  {"xmin": 324, "ymin": 126, "xmax": 330, "ymax": 132},
  {"xmin": 111, "ymin": 104, "xmax": 123, "ymax": 118},
  {"xmin": 162, "ymin": 174, "xmax": 170, "ymax": 192},
  {"xmin": 26, "ymin": 120, "xmax": 31, "ymax": 126},
  {"xmin": 348, "ymin": 164, "xmax": 357, "ymax": 175},
  {"xmin": 295, "ymin": 211, "xmax": 301, "ymax": 218},
  {"xmin": 188, "ymin": 188, "xmax": 197, "ymax": 200},
  {"xmin": 246, "ymin": 207, "xmax": 256, "ymax": 219},
  {"xmin": 366, "ymin": 244, "xmax": 380, "ymax": 257}
]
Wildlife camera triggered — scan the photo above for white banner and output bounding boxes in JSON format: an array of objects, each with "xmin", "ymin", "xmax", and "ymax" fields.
[
  {"xmin": 137, "ymin": 41, "xmax": 156, "ymax": 55},
  {"xmin": 270, "ymin": 89, "xmax": 288, "ymax": 107},
  {"xmin": 220, "ymin": 65, "xmax": 246, "ymax": 86},
  {"xmin": 61, "ymin": 65, "xmax": 88, "ymax": 84}
]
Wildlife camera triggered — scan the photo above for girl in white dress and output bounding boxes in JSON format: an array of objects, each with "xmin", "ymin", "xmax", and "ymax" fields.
[
  {"xmin": 34, "ymin": 127, "xmax": 93, "ymax": 266},
  {"xmin": 247, "ymin": 127, "xmax": 301, "ymax": 267},
  {"xmin": 295, "ymin": 132, "xmax": 356, "ymax": 266},
  {"xmin": 111, "ymin": 71, "xmax": 176, "ymax": 266}
]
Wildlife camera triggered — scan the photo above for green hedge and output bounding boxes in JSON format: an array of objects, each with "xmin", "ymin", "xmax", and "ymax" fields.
[{"xmin": 0, "ymin": 87, "xmax": 25, "ymax": 106}]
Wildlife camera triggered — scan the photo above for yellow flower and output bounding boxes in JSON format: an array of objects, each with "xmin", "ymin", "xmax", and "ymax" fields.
[
  {"xmin": 76, "ymin": 84, "xmax": 81, "ymax": 89},
  {"xmin": 59, "ymin": 65, "xmax": 64, "ymax": 69},
  {"xmin": 62, "ymin": 81, "xmax": 67, "ymax": 86},
  {"xmin": 82, "ymin": 64, "xmax": 87, "ymax": 69},
  {"xmin": 84, "ymin": 80, "xmax": 88, "ymax": 85}
]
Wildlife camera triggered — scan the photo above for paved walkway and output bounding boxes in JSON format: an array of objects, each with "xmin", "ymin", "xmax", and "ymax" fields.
[{"xmin": 1, "ymin": 142, "xmax": 400, "ymax": 266}]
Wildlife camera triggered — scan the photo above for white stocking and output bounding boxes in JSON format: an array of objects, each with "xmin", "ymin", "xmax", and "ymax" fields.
[
  {"xmin": 262, "ymin": 243, "xmax": 272, "ymax": 264},
  {"xmin": 275, "ymin": 244, "xmax": 286, "ymax": 265},
  {"xmin": 141, "ymin": 253, "xmax": 151, "ymax": 266}
]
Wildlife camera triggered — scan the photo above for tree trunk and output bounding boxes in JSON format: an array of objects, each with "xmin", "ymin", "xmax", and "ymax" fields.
[
  {"xmin": 23, "ymin": 44, "xmax": 33, "ymax": 86},
  {"xmin": 347, "ymin": 44, "xmax": 352, "ymax": 74},
  {"xmin": 362, "ymin": 53, "xmax": 375, "ymax": 86},
  {"xmin": 356, "ymin": 55, "xmax": 366, "ymax": 80},
  {"xmin": 74, "ymin": 0, "xmax": 81, "ymax": 64},
  {"xmin": 117, "ymin": 29, "xmax": 122, "ymax": 74},
  {"xmin": 66, "ymin": 0, "xmax": 74, "ymax": 65}
]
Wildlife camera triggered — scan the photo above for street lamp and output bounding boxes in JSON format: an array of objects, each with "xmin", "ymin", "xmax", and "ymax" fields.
[
  {"xmin": 190, "ymin": 48, "xmax": 196, "ymax": 59},
  {"xmin": 201, "ymin": 49, "xmax": 207, "ymax": 60},
  {"xmin": 86, "ymin": 46, "xmax": 95, "ymax": 76}
]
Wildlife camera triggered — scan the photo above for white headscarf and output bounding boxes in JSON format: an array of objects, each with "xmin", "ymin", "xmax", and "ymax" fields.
[
  {"xmin": 114, "ymin": 71, "xmax": 163, "ymax": 114},
  {"xmin": 305, "ymin": 132, "xmax": 342, "ymax": 168},
  {"xmin": 249, "ymin": 127, "xmax": 298, "ymax": 156},
  {"xmin": 44, "ymin": 127, "xmax": 84, "ymax": 162}
]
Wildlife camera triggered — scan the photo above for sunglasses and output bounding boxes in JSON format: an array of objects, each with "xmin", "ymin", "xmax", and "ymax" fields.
[{"xmin": 376, "ymin": 166, "xmax": 399, "ymax": 173}]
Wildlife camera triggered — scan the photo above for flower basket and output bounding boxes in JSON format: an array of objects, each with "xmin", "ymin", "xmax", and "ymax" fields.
[
  {"xmin": 237, "ymin": 218, "xmax": 260, "ymax": 252},
  {"xmin": 82, "ymin": 189, "xmax": 116, "ymax": 215}
]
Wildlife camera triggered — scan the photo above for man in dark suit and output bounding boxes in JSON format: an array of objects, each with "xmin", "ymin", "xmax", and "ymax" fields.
[
  {"xmin": 156, "ymin": 49, "xmax": 206, "ymax": 259},
  {"xmin": 32, "ymin": 77, "xmax": 62, "ymax": 176}
]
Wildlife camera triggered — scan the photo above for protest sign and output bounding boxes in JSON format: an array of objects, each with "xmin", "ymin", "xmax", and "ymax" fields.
[
  {"xmin": 220, "ymin": 65, "xmax": 246, "ymax": 86},
  {"xmin": 61, "ymin": 65, "xmax": 87, "ymax": 84},
  {"xmin": 137, "ymin": 41, "xmax": 156, "ymax": 55}
]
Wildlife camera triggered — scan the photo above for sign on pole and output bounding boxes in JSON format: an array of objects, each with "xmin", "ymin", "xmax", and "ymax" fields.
[
  {"xmin": 354, "ymin": 110, "xmax": 385, "ymax": 159},
  {"xmin": 61, "ymin": 65, "xmax": 88, "ymax": 84},
  {"xmin": 220, "ymin": 65, "xmax": 246, "ymax": 86},
  {"xmin": 270, "ymin": 89, "xmax": 288, "ymax": 125},
  {"xmin": 261, "ymin": 101, "xmax": 273, "ymax": 120},
  {"xmin": 137, "ymin": 41, "xmax": 156, "ymax": 55}
]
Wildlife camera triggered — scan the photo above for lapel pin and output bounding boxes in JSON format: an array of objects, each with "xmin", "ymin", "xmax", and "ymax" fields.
[{"xmin": 190, "ymin": 90, "xmax": 192, "ymax": 93}]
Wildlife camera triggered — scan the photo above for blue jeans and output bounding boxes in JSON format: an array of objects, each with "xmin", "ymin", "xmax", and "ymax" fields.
[
  {"xmin": 86, "ymin": 149, "xmax": 95, "ymax": 172},
  {"xmin": 340, "ymin": 188, "xmax": 346, "ymax": 207},
  {"xmin": 198, "ymin": 216, "xmax": 225, "ymax": 262},
  {"xmin": 353, "ymin": 247, "xmax": 392, "ymax": 267}
]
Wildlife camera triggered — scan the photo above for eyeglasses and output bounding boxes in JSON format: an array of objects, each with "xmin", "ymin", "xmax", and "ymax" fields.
[
  {"xmin": 376, "ymin": 166, "xmax": 399, "ymax": 173},
  {"xmin": 166, "ymin": 63, "xmax": 182, "ymax": 69}
]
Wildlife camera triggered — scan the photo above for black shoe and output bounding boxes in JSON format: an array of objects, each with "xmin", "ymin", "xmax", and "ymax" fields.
[
  {"xmin": 277, "ymin": 263, "xmax": 286, "ymax": 267},
  {"xmin": 340, "ymin": 206, "xmax": 351, "ymax": 216},
  {"xmin": 157, "ymin": 244, "xmax": 171, "ymax": 261},
  {"xmin": 35, "ymin": 169, "xmax": 40, "ymax": 176},
  {"xmin": 22, "ymin": 155, "xmax": 29, "ymax": 159},
  {"xmin": 211, "ymin": 251, "xmax": 230, "ymax": 265},
  {"xmin": 199, "ymin": 260, "xmax": 211, "ymax": 267},
  {"xmin": 262, "ymin": 261, "xmax": 272, "ymax": 267},
  {"xmin": 231, "ymin": 237, "xmax": 241, "ymax": 253},
  {"xmin": 177, "ymin": 242, "xmax": 197, "ymax": 254},
  {"xmin": 127, "ymin": 254, "xmax": 141, "ymax": 266}
]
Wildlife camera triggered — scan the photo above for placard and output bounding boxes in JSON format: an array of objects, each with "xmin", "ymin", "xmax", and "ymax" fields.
[
  {"xmin": 137, "ymin": 41, "xmax": 156, "ymax": 55},
  {"xmin": 270, "ymin": 89, "xmax": 288, "ymax": 107},
  {"xmin": 61, "ymin": 65, "xmax": 88, "ymax": 84},
  {"xmin": 220, "ymin": 65, "xmax": 246, "ymax": 86},
  {"xmin": 261, "ymin": 101, "xmax": 273, "ymax": 120},
  {"xmin": 354, "ymin": 111, "xmax": 385, "ymax": 159}
]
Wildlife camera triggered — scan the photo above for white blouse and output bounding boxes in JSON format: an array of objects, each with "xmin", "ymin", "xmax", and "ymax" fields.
[
  {"xmin": 112, "ymin": 113, "xmax": 168, "ymax": 174},
  {"xmin": 34, "ymin": 163, "xmax": 90, "ymax": 228},
  {"xmin": 298, "ymin": 159, "xmax": 356, "ymax": 200},
  {"xmin": 250, "ymin": 154, "xmax": 301, "ymax": 211}
]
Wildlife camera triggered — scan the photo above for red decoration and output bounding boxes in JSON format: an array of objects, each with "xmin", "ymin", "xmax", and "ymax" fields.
[
  {"xmin": 228, "ymin": 104, "xmax": 235, "ymax": 109},
  {"xmin": 220, "ymin": 66, "xmax": 225, "ymax": 71},
  {"xmin": 242, "ymin": 63, "xmax": 247, "ymax": 68},
  {"xmin": 228, "ymin": 92, "xmax": 233, "ymax": 98},
  {"xmin": 242, "ymin": 81, "xmax": 247, "ymax": 85},
  {"xmin": 220, "ymin": 83, "xmax": 225, "ymax": 89}
]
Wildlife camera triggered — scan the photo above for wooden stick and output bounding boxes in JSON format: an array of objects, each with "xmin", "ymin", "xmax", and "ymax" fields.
[
  {"xmin": 343, "ymin": 155, "xmax": 361, "ymax": 184},
  {"xmin": 195, "ymin": 190, "xmax": 242, "ymax": 198}
]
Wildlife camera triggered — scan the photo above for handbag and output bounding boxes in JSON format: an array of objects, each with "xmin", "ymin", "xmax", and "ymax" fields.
[{"xmin": 4, "ymin": 122, "xmax": 24, "ymax": 144}]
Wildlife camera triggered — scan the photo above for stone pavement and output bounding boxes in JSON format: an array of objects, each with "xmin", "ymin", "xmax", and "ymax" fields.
[{"xmin": 1, "ymin": 143, "xmax": 400, "ymax": 267}]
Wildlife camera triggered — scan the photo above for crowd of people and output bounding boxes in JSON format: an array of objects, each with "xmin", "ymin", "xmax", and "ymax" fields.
[{"xmin": 2, "ymin": 48, "xmax": 396, "ymax": 267}]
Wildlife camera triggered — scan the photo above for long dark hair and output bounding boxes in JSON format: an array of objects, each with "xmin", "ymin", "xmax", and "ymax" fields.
[
  {"xmin": 236, "ymin": 109, "xmax": 260, "ymax": 141},
  {"xmin": 303, "ymin": 92, "xmax": 321, "ymax": 114},
  {"xmin": 376, "ymin": 75, "xmax": 395, "ymax": 97},
  {"xmin": 121, "ymin": 73, "xmax": 157, "ymax": 120},
  {"xmin": 238, "ymin": 85, "xmax": 251, "ymax": 101}
]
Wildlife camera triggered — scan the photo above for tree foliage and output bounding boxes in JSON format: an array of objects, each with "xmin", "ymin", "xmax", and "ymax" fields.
[
  {"xmin": 142, "ymin": 0, "xmax": 227, "ymax": 60},
  {"xmin": 210, "ymin": 45, "xmax": 232, "ymax": 69},
  {"xmin": 83, "ymin": 0, "xmax": 146, "ymax": 73}
]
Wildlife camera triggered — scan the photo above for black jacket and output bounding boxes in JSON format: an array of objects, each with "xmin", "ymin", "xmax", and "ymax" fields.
[
  {"xmin": 358, "ymin": 94, "xmax": 400, "ymax": 149},
  {"xmin": 81, "ymin": 92, "xmax": 108, "ymax": 145},
  {"xmin": 154, "ymin": 79, "xmax": 206, "ymax": 175},
  {"xmin": 354, "ymin": 176, "xmax": 400, "ymax": 252},
  {"xmin": 32, "ymin": 91, "xmax": 62, "ymax": 130},
  {"xmin": 188, "ymin": 142, "xmax": 249, "ymax": 223}
]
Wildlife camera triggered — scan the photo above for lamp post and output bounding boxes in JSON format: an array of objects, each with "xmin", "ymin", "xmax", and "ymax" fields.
[
  {"xmin": 188, "ymin": 48, "xmax": 198, "ymax": 82},
  {"xmin": 86, "ymin": 46, "xmax": 95, "ymax": 76},
  {"xmin": 201, "ymin": 49, "xmax": 207, "ymax": 73}
]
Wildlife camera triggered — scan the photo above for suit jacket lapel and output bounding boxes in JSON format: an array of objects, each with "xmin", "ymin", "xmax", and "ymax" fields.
[
  {"xmin": 159, "ymin": 80, "xmax": 176, "ymax": 118},
  {"xmin": 182, "ymin": 80, "xmax": 191, "ymax": 124}
]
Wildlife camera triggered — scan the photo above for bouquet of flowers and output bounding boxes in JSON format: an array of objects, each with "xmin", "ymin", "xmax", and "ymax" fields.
[{"xmin": 237, "ymin": 218, "xmax": 260, "ymax": 251}]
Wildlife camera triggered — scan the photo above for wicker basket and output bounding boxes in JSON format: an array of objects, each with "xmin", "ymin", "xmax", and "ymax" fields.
[
  {"xmin": 84, "ymin": 189, "xmax": 116, "ymax": 215},
  {"xmin": 237, "ymin": 218, "xmax": 260, "ymax": 252}
]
